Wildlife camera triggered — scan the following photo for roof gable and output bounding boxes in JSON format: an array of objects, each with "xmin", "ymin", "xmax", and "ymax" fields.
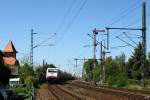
[{"xmin": 3, "ymin": 40, "xmax": 17, "ymax": 53}]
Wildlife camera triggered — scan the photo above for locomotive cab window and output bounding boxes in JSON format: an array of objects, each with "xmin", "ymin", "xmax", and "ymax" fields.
[{"xmin": 48, "ymin": 69, "xmax": 58, "ymax": 73}]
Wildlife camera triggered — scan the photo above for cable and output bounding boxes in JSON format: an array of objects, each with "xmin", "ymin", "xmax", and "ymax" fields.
[
  {"xmin": 123, "ymin": 32, "xmax": 138, "ymax": 45},
  {"xmin": 110, "ymin": 45, "xmax": 130, "ymax": 49},
  {"xmin": 116, "ymin": 36, "xmax": 135, "ymax": 48},
  {"xmin": 110, "ymin": 15, "xmax": 142, "ymax": 41},
  {"xmin": 34, "ymin": 33, "xmax": 56, "ymax": 47},
  {"xmin": 106, "ymin": 0, "xmax": 141, "ymax": 27},
  {"xmin": 54, "ymin": 0, "xmax": 77, "ymax": 65},
  {"xmin": 54, "ymin": 0, "xmax": 88, "ymax": 65},
  {"xmin": 56, "ymin": 0, "xmax": 88, "ymax": 45},
  {"xmin": 55, "ymin": 0, "xmax": 77, "ymax": 33},
  {"xmin": 110, "ymin": 12, "xmax": 150, "ymax": 48},
  {"xmin": 111, "ymin": 12, "xmax": 150, "ymax": 38}
]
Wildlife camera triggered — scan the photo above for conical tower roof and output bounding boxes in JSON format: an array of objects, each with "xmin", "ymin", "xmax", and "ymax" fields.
[{"xmin": 3, "ymin": 40, "xmax": 18, "ymax": 53}]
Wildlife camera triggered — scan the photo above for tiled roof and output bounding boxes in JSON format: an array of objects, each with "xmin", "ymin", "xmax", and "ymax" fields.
[
  {"xmin": 3, "ymin": 40, "xmax": 17, "ymax": 53},
  {"xmin": 3, "ymin": 57, "xmax": 17, "ymax": 66}
]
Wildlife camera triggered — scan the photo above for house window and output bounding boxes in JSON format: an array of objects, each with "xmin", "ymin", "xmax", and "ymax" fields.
[{"xmin": 4, "ymin": 53, "xmax": 16, "ymax": 57}]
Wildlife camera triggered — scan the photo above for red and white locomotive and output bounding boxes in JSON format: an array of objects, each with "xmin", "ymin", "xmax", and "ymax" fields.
[{"xmin": 46, "ymin": 67, "xmax": 74, "ymax": 82}]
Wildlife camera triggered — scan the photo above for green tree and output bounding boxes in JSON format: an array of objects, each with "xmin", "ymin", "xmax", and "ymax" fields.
[
  {"xmin": 148, "ymin": 52, "xmax": 150, "ymax": 78},
  {"xmin": 115, "ymin": 53, "xmax": 126, "ymax": 72},
  {"xmin": 83, "ymin": 59, "xmax": 100, "ymax": 81},
  {"xmin": 105, "ymin": 57, "xmax": 119, "ymax": 85},
  {"xmin": 18, "ymin": 63, "xmax": 34, "ymax": 77},
  {"xmin": 105, "ymin": 56, "xmax": 128, "ymax": 87},
  {"xmin": 127, "ymin": 43, "xmax": 142, "ymax": 80},
  {"xmin": 18, "ymin": 56, "xmax": 35, "ymax": 88},
  {"xmin": 148, "ymin": 52, "xmax": 150, "ymax": 68}
]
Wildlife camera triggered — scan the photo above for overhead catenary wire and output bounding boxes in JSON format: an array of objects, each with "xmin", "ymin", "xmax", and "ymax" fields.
[
  {"xmin": 105, "ymin": 1, "xmax": 146, "ymax": 49},
  {"xmin": 110, "ymin": 12, "xmax": 150, "ymax": 49},
  {"xmin": 54, "ymin": 0, "xmax": 88, "ymax": 66},
  {"xmin": 110, "ymin": 45, "xmax": 130, "ymax": 49},
  {"xmin": 56, "ymin": 0, "xmax": 88, "ymax": 45},
  {"xmin": 123, "ymin": 32, "xmax": 138, "ymax": 45},
  {"xmin": 109, "ymin": 12, "xmax": 150, "ymax": 39},
  {"xmin": 34, "ymin": 33, "xmax": 56, "ymax": 48},
  {"xmin": 106, "ymin": 0, "xmax": 141, "ymax": 27},
  {"xmin": 109, "ymin": 12, "xmax": 150, "ymax": 49},
  {"xmin": 116, "ymin": 36, "xmax": 135, "ymax": 48},
  {"xmin": 54, "ymin": 0, "xmax": 77, "ymax": 65},
  {"xmin": 55, "ymin": 0, "xmax": 77, "ymax": 33}
]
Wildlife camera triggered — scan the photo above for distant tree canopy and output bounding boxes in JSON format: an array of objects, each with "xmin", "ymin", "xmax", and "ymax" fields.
[
  {"xmin": 115, "ymin": 53, "xmax": 126, "ymax": 72},
  {"xmin": 18, "ymin": 63, "xmax": 34, "ymax": 77},
  {"xmin": 105, "ymin": 56, "xmax": 128, "ymax": 87},
  {"xmin": 0, "ymin": 62, "xmax": 11, "ymax": 86}
]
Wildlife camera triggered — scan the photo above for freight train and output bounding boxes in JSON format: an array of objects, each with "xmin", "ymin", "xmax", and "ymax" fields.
[{"xmin": 46, "ymin": 68, "xmax": 74, "ymax": 83}]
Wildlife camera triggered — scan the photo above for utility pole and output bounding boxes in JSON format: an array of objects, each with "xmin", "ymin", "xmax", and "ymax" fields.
[
  {"xmin": 102, "ymin": 40, "xmax": 106, "ymax": 83},
  {"xmin": 106, "ymin": 28, "xmax": 109, "ymax": 50},
  {"xmin": 82, "ymin": 58, "xmax": 86, "ymax": 80},
  {"xmin": 74, "ymin": 58, "xmax": 78, "ymax": 68},
  {"xmin": 100, "ymin": 40, "xmax": 110, "ymax": 84},
  {"xmin": 100, "ymin": 41, "xmax": 103, "ymax": 83},
  {"xmin": 93, "ymin": 28, "xmax": 98, "ymax": 86},
  {"xmin": 89, "ymin": 28, "xmax": 105, "ymax": 85},
  {"xmin": 74, "ymin": 58, "xmax": 80, "ymax": 79},
  {"xmin": 141, "ymin": 0, "xmax": 147, "ymax": 87}
]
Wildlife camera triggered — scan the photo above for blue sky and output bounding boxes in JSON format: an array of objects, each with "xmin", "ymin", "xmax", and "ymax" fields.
[{"xmin": 0, "ymin": 0, "xmax": 149, "ymax": 75}]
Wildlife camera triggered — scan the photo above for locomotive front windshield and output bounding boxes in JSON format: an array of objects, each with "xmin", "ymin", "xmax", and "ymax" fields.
[{"xmin": 48, "ymin": 69, "xmax": 58, "ymax": 73}]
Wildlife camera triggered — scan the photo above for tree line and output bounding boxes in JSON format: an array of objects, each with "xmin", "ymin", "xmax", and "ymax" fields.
[{"xmin": 83, "ymin": 42, "xmax": 150, "ymax": 87}]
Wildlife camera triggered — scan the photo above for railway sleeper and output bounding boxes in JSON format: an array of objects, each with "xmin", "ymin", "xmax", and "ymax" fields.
[{"xmin": 56, "ymin": 85, "xmax": 89, "ymax": 100}]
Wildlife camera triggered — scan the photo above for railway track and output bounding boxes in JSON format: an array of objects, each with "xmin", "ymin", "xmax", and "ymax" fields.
[
  {"xmin": 36, "ymin": 84, "xmax": 57, "ymax": 100},
  {"xmin": 69, "ymin": 80, "xmax": 150, "ymax": 100},
  {"xmin": 48, "ymin": 84, "xmax": 89, "ymax": 100}
]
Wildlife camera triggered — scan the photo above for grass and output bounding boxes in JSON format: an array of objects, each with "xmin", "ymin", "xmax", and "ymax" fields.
[
  {"xmin": 97, "ymin": 80, "xmax": 150, "ymax": 94},
  {"xmin": 125, "ymin": 84, "xmax": 150, "ymax": 93}
]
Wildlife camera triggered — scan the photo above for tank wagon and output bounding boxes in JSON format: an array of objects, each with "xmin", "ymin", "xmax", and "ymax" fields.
[{"xmin": 46, "ymin": 68, "xmax": 74, "ymax": 83}]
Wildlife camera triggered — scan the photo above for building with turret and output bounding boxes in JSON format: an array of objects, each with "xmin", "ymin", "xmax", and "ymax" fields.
[{"xmin": 0, "ymin": 40, "xmax": 19, "ymax": 76}]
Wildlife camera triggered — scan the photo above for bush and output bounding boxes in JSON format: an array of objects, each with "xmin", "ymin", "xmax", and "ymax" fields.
[
  {"xmin": 107, "ymin": 76, "xmax": 118, "ymax": 86},
  {"xmin": 87, "ymin": 71, "xmax": 93, "ymax": 81},
  {"xmin": 131, "ymin": 70, "xmax": 141, "ymax": 80},
  {"xmin": 15, "ymin": 87, "xmax": 29, "ymax": 94},
  {"xmin": 83, "ymin": 59, "xmax": 100, "ymax": 81},
  {"xmin": 116, "ymin": 72, "xmax": 128, "ymax": 87},
  {"xmin": 15, "ymin": 86, "xmax": 31, "ymax": 99},
  {"xmin": 107, "ymin": 72, "xmax": 128, "ymax": 87}
]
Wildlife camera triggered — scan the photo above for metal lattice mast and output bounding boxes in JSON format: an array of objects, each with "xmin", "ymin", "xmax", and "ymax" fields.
[
  {"xmin": 30, "ymin": 29, "xmax": 34, "ymax": 68},
  {"xmin": 93, "ymin": 28, "xmax": 98, "ymax": 86}
]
